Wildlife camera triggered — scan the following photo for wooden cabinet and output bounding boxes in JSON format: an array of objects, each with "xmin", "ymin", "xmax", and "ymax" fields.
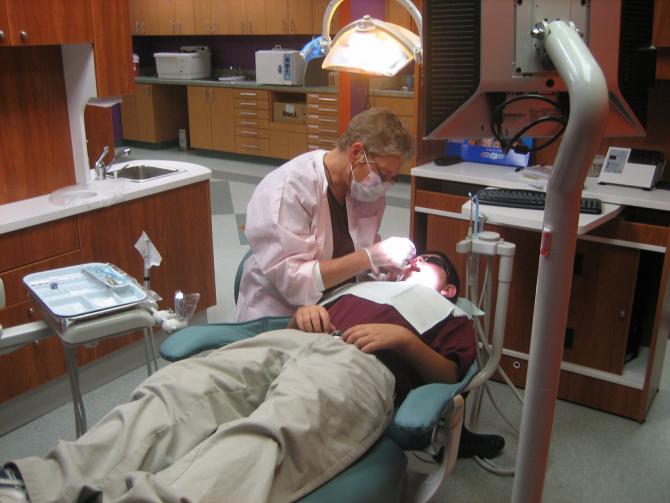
[
  {"xmin": 234, "ymin": 88, "xmax": 271, "ymax": 156},
  {"xmin": 0, "ymin": 183, "xmax": 216, "ymax": 404},
  {"xmin": 0, "ymin": 46, "xmax": 75, "ymax": 204},
  {"xmin": 385, "ymin": 0, "xmax": 418, "ymax": 33},
  {"xmin": 188, "ymin": 86, "xmax": 235, "ymax": 152},
  {"xmin": 0, "ymin": 1, "xmax": 9, "ymax": 46},
  {"xmin": 91, "ymin": 0, "xmax": 135, "ymax": 97},
  {"xmin": 156, "ymin": 0, "xmax": 195, "ymax": 35},
  {"xmin": 653, "ymin": 0, "xmax": 670, "ymax": 79},
  {"xmin": 269, "ymin": 122, "xmax": 308, "ymax": 160},
  {"xmin": 130, "ymin": 0, "xmax": 159, "ymax": 35},
  {"xmin": 193, "ymin": 0, "xmax": 222, "ymax": 34},
  {"xmin": 266, "ymin": 0, "xmax": 313, "ymax": 35},
  {"xmin": 120, "ymin": 84, "xmax": 188, "ymax": 143},
  {"xmin": 306, "ymin": 92, "xmax": 340, "ymax": 151},
  {"xmin": 313, "ymin": 0, "xmax": 341, "ymax": 35},
  {"xmin": 221, "ymin": 0, "xmax": 266, "ymax": 34},
  {"xmin": 369, "ymin": 94, "xmax": 417, "ymax": 175},
  {"xmin": 0, "ymin": 0, "xmax": 92, "ymax": 45},
  {"xmin": 411, "ymin": 177, "xmax": 670, "ymax": 421}
]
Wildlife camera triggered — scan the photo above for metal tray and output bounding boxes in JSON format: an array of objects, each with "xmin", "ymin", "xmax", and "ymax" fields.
[{"xmin": 23, "ymin": 263, "xmax": 146, "ymax": 321}]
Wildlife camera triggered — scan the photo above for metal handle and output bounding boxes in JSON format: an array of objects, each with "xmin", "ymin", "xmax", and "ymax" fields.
[
  {"xmin": 141, "ymin": 21, "xmax": 145, "ymax": 33},
  {"xmin": 240, "ymin": 130, "xmax": 258, "ymax": 136},
  {"xmin": 239, "ymin": 101, "xmax": 257, "ymax": 106},
  {"xmin": 177, "ymin": 21, "xmax": 181, "ymax": 34},
  {"xmin": 282, "ymin": 19, "xmax": 287, "ymax": 33},
  {"xmin": 318, "ymin": 96, "xmax": 338, "ymax": 102},
  {"xmin": 20, "ymin": 30, "xmax": 28, "ymax": 40},
  {"xmin": 1, "ymin": 30, "xmax": 6, "ymax": 40},
  {"xmin": 290, "ymin": 19, "xmax": 295, "ymax": 33},
  {"xmin": 248, "ymin": 20, "xmax": 252, "ymax": 33},
  {"xmin": 211, "ymin": 20, "xmax": 217, "ymax": 33},
  {"xmin": 239, "ymin": 92, "xmax": 257, "ymax": 96},
  {"xmin": 241, "ymin": 121, "xmax": 258, "ymax": 126},
  {"xmin": 240, "ymin": 111, "xmax": 257, "ymax": 116},
  {"xmin": 319, "ymin": 107, "xmax": 337, "ymax": 113},
  {"xmin": 169, "ymin": 20, "xmax": 174, "ymax": 33},
  {"xmin": 242, "ymin": 144, "xmax": 260, "ymax": 149}
]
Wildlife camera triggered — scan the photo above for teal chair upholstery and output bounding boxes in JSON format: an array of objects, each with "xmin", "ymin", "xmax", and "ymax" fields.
[{"xmin": 159, "ymin": 250, "xmax": 475, "ymax": 503}]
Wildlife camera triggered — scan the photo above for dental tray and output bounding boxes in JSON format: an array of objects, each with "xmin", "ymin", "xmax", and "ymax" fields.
[{"xmin": 23, "ymin": 263, "xmax": 147, "ymax": 321}]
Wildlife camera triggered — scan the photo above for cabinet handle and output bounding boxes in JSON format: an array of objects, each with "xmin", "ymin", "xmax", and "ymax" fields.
[
  {"xmin": 239, "ymin": 92, "xmax": 258, "ymax": 96},
  {"xmin": 241, "ymin": 121, "xmax": 258, "ymax": 126},
  {"xmin": 242, "ymin": 144, "xmax": 260, "ymax": 149},
  {"xmin": 239, "ymin": 101, "xmax": 258, "ymax": 106},
  {"xmin": 135, "ymin": 21, "xmax": 139, "ymax": 33},
  {"xmin": 177, "ymin": 21, "xmax": 181, "ymax": 34},
  {"xmin": 319, "ymin": 118, "xmax": 338, "ymax": 124},
  {"xmin": 0, "ymin": 30, "xmax": 4, "ymax": 40},
  {"xmin": 318, "ymin": 96, "xmax": 338, "ymax": 102},
  {"xmin": 211, "ymin": 20, "xmax": 217, "ymax": 33},
  {"xmin": 240, "ymin": 19, "xmax": 244, "ymax": 32},
  {"xmin": 619, "ymin": 310, "xmax": 626, "ymax": 319},
  {"xmin": 282, "ymin": 19, "xmax": 288, "ymax": 33},
  {"xmin": 27, "ymin": 307, "xmax": 35, "ymax": 317},
  {"xmin": 290, "ymin": 19, "xmax": 295, "ymax": 33},
  {"xmin": 141, "ymin": 21, "xmax": 145, "ymax": 34},
  {"xmin": 20, "ymin": 30, "xmax": 28, "ymax": 40},
  {"xmin": 320, "ymin": 128, "xmax": 338, "ymax": 134},
  {"xmin": 319, "ymin": 107, "xmax": 337, "ymax": 113},
  {"xmin": 512, "ymin": 360, "xmax": 522, "ymax": 370},
  {"xmin": 240, "ymin": 130, "xmax": 258, "ymax": 136},
  {"xmin": 240, "ymin": 111, "xmax": 258, "ymax": 116}
]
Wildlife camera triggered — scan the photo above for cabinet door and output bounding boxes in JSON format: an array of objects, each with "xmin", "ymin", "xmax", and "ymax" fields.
[
  {"xmin": 245, "ymin": 0, "xmax": 266, "ymax": 34},
  {"xmin": 175, "ymin": 0, "xmax": 195, "ymax": 34},
  {"xmin": 91, "ymin": 0, "xmax": 134, "ymax": 98},
  {"xmin": 156, "ymin": 0, "xmax": 176, "ymax": 34},
  {"xmin": 211, "ymin": 87, "xmax": 235, "ymax": 152},
  {"xmin": 265, "ymin": 0, "xmax": 288, "ymax": 34},
  {"xmin": 188, "ymin": 86, "xmax": 212, "ymax": 149},
  {"xmin": 0, "ymin": 0, "xmax": 9, "ymax": 46},
  {"xmin": 386, "ymin": 0, "xmax": 417, "ymax": 33},
  {"xmin": 135, "ymin": 84, "xmax": 158, "ymax": 143},
  {"xmin": 135, "ymin": 0, "xmax": 159, "ymax": 35},
  {"xmin": 193, "ymin": 0, "xmax": 211, "ymax": 33},
  {"xmin": 313, "ymin": 0, "xmax": 339, "ymax": 36},
  {"xmin": 221, "ymin": 0, "xmax": 245, "ymax": 34},
  {"xmin": 120, "ymin": 92, "xmax": 140, "ymax": 141},
  {"xmin": 3, "ymin": 0, "xmax": 92, "ymax": 45},
  {"xmin": 288, "ymin": 0, "xmax": 312, "ymax": 34},
  {"xmin": 0, "ymin": 47, "xmax": 75, "ymax": 204}
]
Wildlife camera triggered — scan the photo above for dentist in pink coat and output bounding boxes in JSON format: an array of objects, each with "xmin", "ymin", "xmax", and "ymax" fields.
[{"xmin": 236, "ymin": 108, "xmax": 417, "ymax": 321}]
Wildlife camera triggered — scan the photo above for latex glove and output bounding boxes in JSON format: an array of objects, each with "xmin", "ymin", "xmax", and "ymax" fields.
[{"xmin": 365, "ymin": 237, "xmax": 416, "ymax": 273}]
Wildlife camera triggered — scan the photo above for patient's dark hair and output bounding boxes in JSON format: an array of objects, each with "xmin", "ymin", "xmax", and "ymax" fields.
[{"xmin": 422, "ymin": 251, "xmax": 461, "ymax": 298}]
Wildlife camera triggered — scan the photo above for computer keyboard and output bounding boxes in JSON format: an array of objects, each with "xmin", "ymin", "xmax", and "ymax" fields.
[{"xmin": 476, "ymin": 188, "xmax": 602, "ymax": 214}]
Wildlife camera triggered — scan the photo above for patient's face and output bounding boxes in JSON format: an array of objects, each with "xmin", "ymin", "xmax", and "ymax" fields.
[{"xmin": 399, "ymin": 255, "xmax": 449, "ymax": 292}]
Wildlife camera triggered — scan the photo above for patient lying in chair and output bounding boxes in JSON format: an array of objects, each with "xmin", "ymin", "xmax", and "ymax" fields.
[{"xmin": 1, "ymin": 253, "xmax": 475, "ymax": 503}]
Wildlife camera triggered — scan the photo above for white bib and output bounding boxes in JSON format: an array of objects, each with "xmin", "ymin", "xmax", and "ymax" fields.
[{"xmin": 320, "ymin": 281, "xmax": 458, "ymax": 334}]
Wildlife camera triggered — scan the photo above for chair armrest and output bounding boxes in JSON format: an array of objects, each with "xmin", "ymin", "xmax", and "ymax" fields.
[{"xmin": 159, "ymin": 316, "xmax": 291, "ymax": 361}]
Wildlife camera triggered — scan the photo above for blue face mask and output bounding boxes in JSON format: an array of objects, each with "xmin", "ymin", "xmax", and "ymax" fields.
[{"xmin": 349, "ymin": 151, "xmax": 392, "ymax": 202}]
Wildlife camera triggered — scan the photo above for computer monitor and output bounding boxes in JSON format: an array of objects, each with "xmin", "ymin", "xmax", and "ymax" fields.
[{"xmin": 422, "ymin": 0, "xmax": 656, "ymax": 141}]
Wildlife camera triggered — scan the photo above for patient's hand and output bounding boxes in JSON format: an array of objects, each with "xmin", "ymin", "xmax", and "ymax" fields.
[
  {"xmin": 291, "ymin": 305, "xmax": 335, "ymax": 333},
  {"xmin": 341, "ymin": 323, "xmax": 414, "ymax": 353}
]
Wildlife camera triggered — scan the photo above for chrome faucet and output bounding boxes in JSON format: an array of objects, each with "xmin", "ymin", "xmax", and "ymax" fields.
[{"xmin": 94, "ymin": 146, "xmax": 131, "ymax": 180}]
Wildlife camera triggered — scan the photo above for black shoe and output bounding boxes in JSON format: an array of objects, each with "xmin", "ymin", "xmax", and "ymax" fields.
[{"xmin": 456, "ymin": 426, "xmax": 505, "ymax": 459}]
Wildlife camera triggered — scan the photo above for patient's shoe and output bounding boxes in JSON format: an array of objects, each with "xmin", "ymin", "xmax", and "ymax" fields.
[
  {"xmin": 0, "ymin": 466, "xmax": 29, "ymax": 502},
  {"xmin": 456, "ymin": 426, "xmax": 505, "ymax": 459}
]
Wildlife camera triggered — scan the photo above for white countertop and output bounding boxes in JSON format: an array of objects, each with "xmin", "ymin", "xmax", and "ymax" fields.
[
  {"xmin": 0, "ymin": 160, "xmax": 211, "ymax": 235},
  {"xmin": 412, "ymin": 161, "xmax": 670, "ymax": 212}
]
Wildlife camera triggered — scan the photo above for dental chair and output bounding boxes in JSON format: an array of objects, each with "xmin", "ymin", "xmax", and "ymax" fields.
[{"xmin": 160, "ymin": 232, "xmax": 515, "ymax": 503}]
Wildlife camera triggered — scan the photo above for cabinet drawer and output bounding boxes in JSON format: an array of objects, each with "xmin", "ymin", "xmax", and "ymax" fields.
[
  {"xmin": 235, "ymin": 136, "xmax": 270, "ymax": 156},
  {"xmin": 0, "ymin": 250, "xmax": 83, "ymax": 309},
  {"xmin": 0, "ymin": 218, "xmax": 79, "ymax": 272},
  {"xmin": 0, "ymin": 299, "xmax": 42, "ymax": 328},
  {"xmin": 234, "ymin": 97, "xmax": 269, "ymax": 110},
  {"xmin": 235, "ymin": 127, "xmax": 270, "ymax": 139},
  {"xmin": 234, "ymin": 117, "xmax": 270, "ymax": 129},
  {"xmin": 234, "ymin": 108, "xmax": 270, "ymax": 120},
  {"xmin": 307, "ymin": 137, "xmax": 338, "ymax": 150},
  {"xmin": 306, "ymin": 102, "xmax": 339, "ymax": 116},
  {"xmin": 307, "ymin": 113, "xmax": 339, "ymax": 126},
  {"xmin": 307, "ymin": 123, "xmax": 339, "ymax": 136},
  {"xmin": 233, "ymin": 89, "xmax": 269, "ymax": 100},
  {"xmin": 307, "ymin": 93, "xmax": 339, "ymax": 105}
]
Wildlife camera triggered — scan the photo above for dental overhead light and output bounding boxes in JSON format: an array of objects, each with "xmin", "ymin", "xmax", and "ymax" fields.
[{"xmin": 320, "ymin": 0, "xmax": 422, "ymax": 76}]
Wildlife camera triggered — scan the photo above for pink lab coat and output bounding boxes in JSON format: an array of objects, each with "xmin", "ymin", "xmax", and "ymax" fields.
[{"xmin": 235, "ymin": 150, "xmax": 385, "ymax": 321}]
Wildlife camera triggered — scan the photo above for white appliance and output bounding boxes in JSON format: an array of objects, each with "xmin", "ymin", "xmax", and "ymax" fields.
[
  {"xmin": 154, "ymin": 46, "xmax": 211, "ymax": 80},
  {"xmin": 255, "ymin": 47, "xmax": 305, "ymax": 85},
  {"xmin": 597, "ymin": 147, "xmax": 666, "ymax": 190}
]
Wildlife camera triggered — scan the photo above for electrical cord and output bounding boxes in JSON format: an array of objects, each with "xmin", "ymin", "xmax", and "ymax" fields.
[{"xmin": 490, "ymin": 94, "xmax": 568, "ymax": 155}]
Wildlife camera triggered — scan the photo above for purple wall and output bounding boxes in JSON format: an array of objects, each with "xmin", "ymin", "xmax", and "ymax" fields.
[{"xmin": 133, "ymin": 35, "xmax": 313, "ymax": 73}]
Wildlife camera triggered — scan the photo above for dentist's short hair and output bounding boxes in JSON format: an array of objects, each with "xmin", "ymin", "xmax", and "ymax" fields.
[{"xmin": 337, "ymin": 107, "xmax": 415, "ymax": 160}]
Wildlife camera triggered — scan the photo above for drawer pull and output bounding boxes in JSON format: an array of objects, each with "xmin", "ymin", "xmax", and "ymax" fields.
[
  {"xmin": 241, "ymin": 121, "xmax": 258, "ymax": 126},
  {"xmin": 318, "ymin": 96, "xmax": 338, "ymax": 102},
  {"xmin": 240, "ymin": 130, "xmax": 258, "ymax": 136},
  {"xmin": 20, "ymin": 30, "xmax": 28, "ymax": 40},
  {"xmin": 512, "ymin": 360, "xmax": 522, "ymax": 370},
  {"xmin": 240, "ymin": 111, "xmax": 258, "ymax": 116},
  {"xmin": 319, "ymin": 118, "xmax": 338, "ymax": 124},
  {"xmin": 320, "ymin": 128, "xmax": 338, "ymax": 134},
  {"xmin": 319, "ymin": 107, "xmax": 338, "ymax": 113},
  {"xmin": 0, "ymin": 30, "xmax": 5, "ymax": 40},
  {"xmin": 239, "ymin": 92, "xmax": 258, "ymax": 96},
  {"xmin": 239, "ymin": 102, "xmax": 258, "ymax": 106},
  {"xmin": 242, "ymin": 144, "xmax": 260, "ymax": 149}
]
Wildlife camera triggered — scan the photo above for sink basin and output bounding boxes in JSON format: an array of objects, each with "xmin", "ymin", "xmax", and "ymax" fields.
[{"xmin": 113, "ymin": 164, "xmax": 179, "ymax": 182}]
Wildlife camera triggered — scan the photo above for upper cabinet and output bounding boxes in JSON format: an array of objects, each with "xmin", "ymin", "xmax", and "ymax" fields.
[
  {"xmin": 0, "ymin": 0, "xmax": 92, "ymax": 45},
  {"xmin": 130, "ymin": 0, "xmax": 159, "ymax": 35},
  {"xmin": 156, "ymin": 0, "xmax": 195, "ymax": 35},
  {"xmin": 91, "ymin": 0, "xmax": 134, "ymax": 97},
  {"xmin": 385, "ymin": 0, "xmax": 418, "ymax": 33},
  {"xmin": 266, "ymin": 0, "xmax": 313, "ymax": 35},
  {"xmin": 221, "ymin": 0, "xmax": 266, "ymax": 35}
]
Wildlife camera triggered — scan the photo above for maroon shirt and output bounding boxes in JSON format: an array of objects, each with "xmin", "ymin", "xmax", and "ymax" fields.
[{"xmin": 325, "ymin": 294, "xmax": 476, "ymax": 403}]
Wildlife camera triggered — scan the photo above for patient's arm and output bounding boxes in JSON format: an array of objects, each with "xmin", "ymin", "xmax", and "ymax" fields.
[
  {"xmin": 341, "ymin": 324, "xmax": 459, "ymax": 384},
  {"xmin": 289, "ymin": 305, "xmax": 335, "ymax": 333}
]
